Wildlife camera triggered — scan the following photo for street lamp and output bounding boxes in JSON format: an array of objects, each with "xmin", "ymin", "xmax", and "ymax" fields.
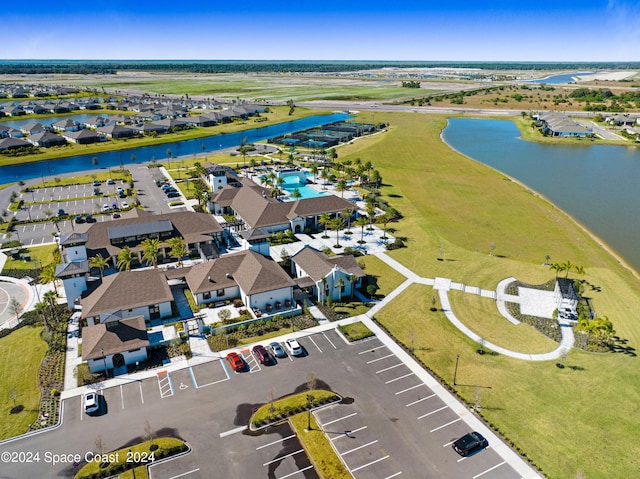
[
  {"xmin": 306, "ymin": 394, "xmax": 314, "ymax": 431},
  {"xmin": 453, "ymin": 355, "xmax": 460, "ymax": 386}
]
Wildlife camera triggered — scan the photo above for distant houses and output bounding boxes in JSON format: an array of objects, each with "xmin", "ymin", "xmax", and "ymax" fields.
[{"xmin": 534, "ymin": 112, "xmax": 593, "ymax": 138}]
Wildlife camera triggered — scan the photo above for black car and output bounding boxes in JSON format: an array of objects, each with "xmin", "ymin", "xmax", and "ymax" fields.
[
  {"xmin": 452, "ymin": 432, "xmax": 488, "ymax": 456},
  {"xmin": 167, "ymin": 192, "xmax": 180, "ymax": 198},
  {"xmin": 74, "ymin": 215, "xmax": 86, "ymax": 224}
]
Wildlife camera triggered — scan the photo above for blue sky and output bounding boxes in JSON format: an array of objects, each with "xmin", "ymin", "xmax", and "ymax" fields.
[{"xmin": 1, "ymin": 1, "xmax": 638, "ymax": 61}]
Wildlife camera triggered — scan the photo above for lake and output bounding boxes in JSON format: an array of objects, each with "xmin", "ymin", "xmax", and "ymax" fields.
[
  {"xmin": 0, "ymin": 113, "xmax": 350, "ymax": 184},
  {"xmin": 442, "ymin": 118, "xmax": 640, "ymax": 272},
  {"xmin": 526, "ymin": 71, "xmax": 593, "ymax": 84}
]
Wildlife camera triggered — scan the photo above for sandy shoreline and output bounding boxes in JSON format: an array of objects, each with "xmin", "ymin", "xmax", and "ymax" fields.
[{"xmin": 439, "ymin": 121, "xmax": 640, "ymax": 282}]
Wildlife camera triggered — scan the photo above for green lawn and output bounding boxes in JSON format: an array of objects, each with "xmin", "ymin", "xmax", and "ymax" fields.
[
  {"xmin": 0, "ymin": 325, "xmax": 47, "ymax": 440},
  {"xmin": 2, "ymin": 244, "xmax": 59, "ymax": 272},
  {"xmin": 358, "ymin": 255, "xmax": 406, "ymax": 296},
  {"xmin": 448, "ymin": 290, "xmax": 559, "ymax": 354},
  {"xmin": 340, "ymin": 111, "xmax": 640, "ymax": 479}
]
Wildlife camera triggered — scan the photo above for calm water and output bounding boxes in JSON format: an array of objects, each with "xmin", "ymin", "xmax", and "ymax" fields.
[
  {"xmin": 0, "ymin": 113, "xmax": 350, "ymax": 184},
  {"xmin": 526, "ymin": 71, "xmax": 593, "ymax": 84},
  {"xmin": 442, "ymin": 118, "xmax": 640, "ymax": 272},
  {"xmin": 281, "ymin": 173, "xmax": 327, "ymax": 200}
]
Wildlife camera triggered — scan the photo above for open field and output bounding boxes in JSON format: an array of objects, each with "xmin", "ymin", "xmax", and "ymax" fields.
[
  {"xmin": 0, "ymin": 325, "xmax": 47, "ymax": 440},
  {"xmin": 335, "ymin": 111, "xmax": 640, "ymax": 479}
]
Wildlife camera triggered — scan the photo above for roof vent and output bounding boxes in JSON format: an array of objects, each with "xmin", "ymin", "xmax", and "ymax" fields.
[
  {"xmin": 226, "ymin": 272, "xmax": 233, "ymax": 279},
  {"xmin": 207, "ymin": 275, "xmax": 212, "ymax": 282}
]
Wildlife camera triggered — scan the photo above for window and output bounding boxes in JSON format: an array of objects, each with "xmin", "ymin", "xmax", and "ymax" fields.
[
  {"xmin": 203, "ymin": 291, "xmax": 211, "ymax": 300},
  {"xmin": 217, "ymin": 289, "xmax": 225, "ymax": 297},
  {"xmin": 149, "ymin": 304, "xmax": 160, "ymax": 320}
]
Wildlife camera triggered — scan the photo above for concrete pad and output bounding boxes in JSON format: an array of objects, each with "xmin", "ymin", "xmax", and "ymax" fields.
[
  {"xmin": 517, "ymin": 287, "xmax": 557, "ymax": 319},
  {"xmin": 433, "ymin": 277, "xmax": 451, "ymax": 291}
]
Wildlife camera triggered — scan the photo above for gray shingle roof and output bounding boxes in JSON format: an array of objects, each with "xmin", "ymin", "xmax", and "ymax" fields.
[{"xmin": 82, "ymin": 316, "xmax": 149, "ymax": 360}]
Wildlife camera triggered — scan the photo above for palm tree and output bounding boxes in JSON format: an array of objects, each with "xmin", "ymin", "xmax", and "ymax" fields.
[
  {"xmin": 380, "ymin": 208, "xmax": 398, "ymax": 239},
  {"xmin": 329, "ymin": 217, "xmax": 345, "ymax": 248},
  {"xmin": 116, "ymin": 246, "xmax": 134, "ymax": 271},
  {"xmin": 365, "ymin": 200, "xmax": 377, "ymax": 230},
  {"xmin": 320, "ymin": 276, "xmax": 328, "ymax": 305},
  {"xmin": 335, "ymin": 178, "xmax": 348, "ymax": 198},
  {"xmin": 341, "ymin": 208, "xmax": 353, "ymax": 233},
  {"xmin": 562, "ymin": 260, "xmax": 573, "ymax": 278},
  {"xmin": 167, "ymin": 236, "xmax": 188, "ymax": 267},
  {"xmin": 39, "ymin": 264, "xmax": 59, "ymax": 296},
  {"xmin": 141, "ymin": 238, "xmax": 161, "ymax": 268},
  {"xmin": 89, "ymin": 254, "xmax": 110, "ymax": 279},
  {"xmin": 166, "ymin": 148, "xmax": 173, "ymax": 168},
  {"xmin": 335, "ymin": 278, "xmax": 345, "ymax": 301},
  {"xmin": 291, "ymin": 188, "xmax": 302, "ymax": 201},
  {"xmin": 318, "ymin": 213, "xmax": 331, "ymax": 238},
  {"xmin": 320, "ymin": 168, "xmax": 330, "ymax": 189},
  {"xmin": 43, "ymin": 290, "xmax": 58, "ymax": 325},
  {"xmin": 35, "ymin": 301, "xmax": 50, "ymax": 331},
  {"xmin": 574, "ymin": 265, "xmax": 586, "ymax": 277},
  {"xmin": 347, "ymin": 274, "xmax": 357, "ymax": 300},
  {"xmin": 310, "ymin": 164, "xmax": 319, "ymax": 183},
  {"xmin": 355, "ymin": 216, "xmax": 368, "ymax": 244},
  {"xmin": 549, "ymin": 263, "xmax": 563, "ymax": 277}
]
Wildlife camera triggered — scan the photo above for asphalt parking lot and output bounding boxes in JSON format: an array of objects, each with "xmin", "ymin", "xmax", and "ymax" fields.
[{"xmin": 3, "ymin": 329, "xmax": 531, "ymax": 479}]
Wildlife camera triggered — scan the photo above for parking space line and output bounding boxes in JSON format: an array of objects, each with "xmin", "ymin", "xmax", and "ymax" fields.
[
  {"xmin": 308, "ymin": 336, "xmax": 322, "ymax": 353},
  {"xmin": 417, "ymin": 406, "xmax": 448, "ymax": 419},
  {"xmin": 188, "ymin": 367, "xmax": 198, "ymax": 388},
  {"xmin": 319, "ymin": 412, "xmax": 357, "ymax": 427},
  {"xmin": 120, "ymin": 385, "xmax": 125, "ymax": 409},
  {"xmin": 263, "ymin": 449, "xmax": 304, "ymax": 466},
  {"xmin": 256, "ymin": 434, "xmax": 296, "ymax": 450},
  {"xmin": 366, "ymin": 353, "xmax": 395, "ymax": 364},
  {"xmin": 277, "ymin": 465, "xmax": 314, "ymax": 479},
  {"xmin": 219, "ymin": 425, "xmax": 248, "ymax": 438},
  {"xmin": 322, "ymin": 331, "xmax": 337, "ymax": 349},
  {"xmin": 442, "ymin": 440, "xmax": 455, "ymax": 447},
  {"xmin": 376, "ymin": 363, "xmax": 403, "ymax": 374},
  {"xmin": 351, "ymin": 455, "xmax": 389, "ymax": 472},
  {"xmin": 384, "ymin": 472, "xmax": 402, "ymax": 479},
  {"xmin": 157, "ymin": 371, "xmax": 174, "ymax": 398},
  {"xmin": 357, "ymin": 343, "xmax": 386, "ymax": 354},
  {"xmin": 166, "ymin": 468, "xmax": 201, "ymax": 479},
  {"xmin": 395, "ymin": 383, "xmax": 426, "ymax": 395},
  {"xmin": 385, "ymin": 372, "xmax": 414, "ymax": 384},
  {"xmin": 341, "ymin": 439, "xmax": 378, "ymax": 456},
  {"xmin": 139, "ymin": 382, "xmax": 144, "ymax": 404},
  {"xmin": 430, "ymin": 417, "xmax": 462, "ymax": 432},
  {"xmin": 472, "ymin": 461, "xmax": 506, "ymax": 479}
]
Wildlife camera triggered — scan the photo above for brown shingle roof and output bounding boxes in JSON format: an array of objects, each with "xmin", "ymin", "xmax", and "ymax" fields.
[
  {"xmin": 84, "ymin": 210, "xmax": 221, "ymax": 257},
  {"xmin": 185, "ymin": 250, "xmax": 294, "ymax": 296},
  {"xmin": 80, "ymin": 269, "xmax": 174, "ymax": 318},
  {"xmin": 291, "ymin": 246, "xmax": 365, "ymax": 282},
  {"xmin": 82, "ymin": 316, "xmax": 149, "ymax": 360}
]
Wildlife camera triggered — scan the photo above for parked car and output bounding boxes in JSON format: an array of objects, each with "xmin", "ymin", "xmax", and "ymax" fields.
[
  {"xmin": 452, "ymin": 432, "xmax": 488, "ymax": 456},
  {"xmin": 102, "ymin": 204, "xmax": 110, "ymax": 211},
  {"xmin": 83, "ymin": 392, "xmax": 99, "ymax": 414},
  {"xmin": 112, "ymin": 212, "xmax": 121, "ymax": 219},
  {"xmin": 121, "ymin": 201, "xmax": 129, "ymax": 209},
  {"xmin": 92, "ymin": 180, "xmax": 100, "ymax": 186},
  {"xmin": 74, "ymin": 215, "xmax": 85, "ymax": 224},
  {"xmin": 106, "ymin": 178, "xmax": 115, "ymax": 185},
  {"xmin": 164, "ymin": 187, "xmax": 177, "ymax": 194},
  {"xmin": 93, "ymin": 187, "xmax": 101, "ymax": 195},
  {"xmin": 284, "ymin": 338, "xmax": 303, "ymax": 356},
  {"xmin": 161, "ymin": 184, "xmax": 173, "ymax": 191},
  {"xmin": 117, "ymin": 186, "xmax": 124, "ymax": 193},
  {"xmin": 119, "ymin": 192, "xmax": 127, "ymax": 198},
  {"xmin": 252, "ymin": 344, "xmax": 271, "ymax": 364},
  {"xmin": 57, "ymin": 208, "xmax": 65, "ymax": 216},
  {"xmin": 226, "ymin": 352, "xmax": 245, "ymax": 372},
  {"xmin": 85, "ymin": 214, "xmax": 96, "ymax": 223},
  {"xmin": 167, "ymin": 192, "xmax": 181, "ymax": 198},
  {"xmin": 269, "ymin": 342, "xmax": 286, "ymax": 358}
]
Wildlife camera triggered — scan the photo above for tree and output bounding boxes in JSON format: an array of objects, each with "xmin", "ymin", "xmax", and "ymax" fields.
[
  {"xmin": 341, "ymin": 208, "xmax": 353, "ymax": 234},
  {"xmin": 43, "ymin": 290, "xmax": 58, "ymax": 324},
  {"xmin": 562, "ymin": 260, "xmax": 573, "ymax": 278},
  {"xmin": 310, "ymin": 164, "xmax": 319, "ymax": 183},
  {"xmin": 39, "ymin": 264, "xmax": 59, "ymax": 296},
  {"xmin": 291, "ymin": 188, "xmax": 302, "ymax": 201},
  {"xmin": 380, "ymin": 208, "xmax": 398, "ymax": 239},
  {"xmin": 335, "ymin": 178, "xmax": 348, "ymax": 198},
  {"xmin": 238, "ymin": 136, "xmax": 250, "ymax": 166},
  {"xmin": 116, "ymin": 246, "xmax": 134, "ymax": 271},
  {"xmin": 335, "ymin": 278, "xmax": 345, "ymax": 301},
  {"xmin": 141, "ymin": 238, "xmax": 161, "ymax": 268},
  {"xmin": 167, "ymin": 236, "xmax": 188, "ymax": 267},
  {"xmin": 89, "ymin": 254, "xmax": 110, "ymax": 279},
  {"xmin": 320, "ymin": 277, "xmax": 328, "ymax": 305},
  {"xmin": 347, "ymin": 274, "xmax": 357, "ymax": 300},
  {"xmin": 365, "ymin": 198, "xmax": 377, "ymax": 230},
  {"xmin": 218, "ymin": 308, "xmax": 232, "ymax": 324},
  {"xmin": 166, "ymin": 148, "xmax": 173, "ymax": 168},
  {"xmin": 144, "ymin": 420, "xmax": 157, "ymax": 451},
  {"xmin": 318, "ymin": 213, "xmax": 331, "ymax": 238},
  {"xmin": 328, "ymin": 217, "xmax": 345, "ymax": 248},
  {"xmin": 355, "ymin": 215, "xmax": 368, "ymax": 244},
  {"xmin": 9, "ymin": 297, "xmax": 22, "ymax": 323}
]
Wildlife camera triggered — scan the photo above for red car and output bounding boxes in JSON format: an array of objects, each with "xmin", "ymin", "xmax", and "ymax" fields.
[
  {"xmin": 252, "ymin": 344, "xmax": 271, "ymax": 365},
  {"xmin": 226, "ymin": 352, "xmax": 244, "ymax": 372}
]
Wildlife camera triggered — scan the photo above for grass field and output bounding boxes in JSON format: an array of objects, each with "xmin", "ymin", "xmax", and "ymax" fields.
[
  {"xmin": 0, "ymin": 325, "xmax": 47, "ymax": 440},
  {"xmin": 336, "ymin": 111, "xmax": 640, "ymax": 479},
  {"xmin": 1, "ymin": 244, "xmax": 59, "ymax": 272},
  {"xmin": 358, "ymin": 255, "xmax": 406, "ymax": 296}
]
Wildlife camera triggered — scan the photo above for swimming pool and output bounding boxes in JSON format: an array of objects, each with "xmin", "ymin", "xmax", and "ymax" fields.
[{"xmin": 280, "ymin": 173, "xmax": 327, "ymax": 200}]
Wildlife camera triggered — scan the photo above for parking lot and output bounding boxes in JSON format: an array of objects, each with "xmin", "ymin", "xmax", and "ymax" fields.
[{"xmin": 54, "ymin": 330, "xmax": 527, "ymax": 479}]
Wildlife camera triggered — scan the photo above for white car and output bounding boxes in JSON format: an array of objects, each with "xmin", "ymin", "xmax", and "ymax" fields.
[
  {"xmin": 102, "ymin": 204, "xmax": 110, "ymax": 211},
  {"xmin": 284, "ymin": 338, "xmax": 303, "ymax": 356},
  {"xmin": 121, "ymin": 201, "xmax": 129, "ymax": 209},
  {"xmin": 83, "ymin": 392, "xmax": 99, "ymax": 414}
]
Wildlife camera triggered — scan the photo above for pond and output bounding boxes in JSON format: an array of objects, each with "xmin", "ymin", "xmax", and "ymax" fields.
[{"xmin": 442, "ymin": 118, "xmax": 640, "ymax": 272}]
